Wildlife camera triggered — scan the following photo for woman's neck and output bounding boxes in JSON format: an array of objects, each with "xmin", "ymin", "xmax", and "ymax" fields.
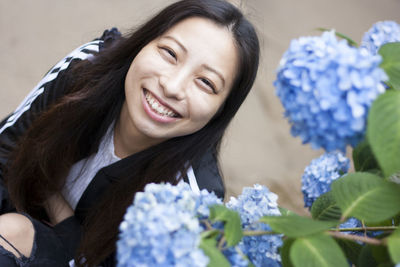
[{"xmin": 113, "ymin": 103, "xmax": 162, "ymax": 158}]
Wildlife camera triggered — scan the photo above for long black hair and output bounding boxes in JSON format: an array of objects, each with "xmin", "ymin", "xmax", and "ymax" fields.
[{"xmin": 6, "ymin": 0, "xmax": 260, "ymax": 265}]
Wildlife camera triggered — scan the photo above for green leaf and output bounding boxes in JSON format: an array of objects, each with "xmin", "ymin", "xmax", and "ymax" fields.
[
  {"xmin": 336, "ymin": 239, "xmax": 363, "ymax": 265},
  {"xmin": 201, "ymin": 229, "xmax": 220, "ymax": 239},
  {"xmin": 199, "ymin": 237, "xmax": 230, "ymax": 267},
  {"xmin": 280, "ymin": 238, "xmax": 295, "ymax": 267},
  {"xmin": 316, "ymin": 28, "xmax": 358, "ymax": 47},
  {"xmin": 331, "ymin": 172, "xmax": 400, "ymax": 223},
  {"xmin": 259, "ymin": 214, "xmax": 338, "ymax": 238},
  {"xmin": 290, "ymin": 233, "xmax": 348, "ymax": 267},
  {"xmin": 311, "ymin": 191, "xmax": 342, "ymax": 221},
  {"xmin": 358, "ymin": 243, "xmax": 393, "ymax": 267},
  {"xmin": 393, "ymin": 215, "xmax": 400, "ymax": 226},
  {"xmin": 365, "ymin": 218, "xmax": 397, "ymax": 227},
  {"xmin": 358, "ymin": 245, "xmax": 378, "ymax": 267},
  {"xmin": 209, "ymin": 205, "xmax": 243, "ymax": 247},
  {"xmin": 379, "ymin": 42, "xmax": 400, "ymax": 90},
  {"xmin": 279, "ymin": 207, "xmax": 297, "ymax": 216},
  {"xmin": 352, "ymin": 140, "xmax": 381, "ymax": 173},
  {"xmin": 371, "ymin": 245, "xmax": 392, "ymax": 265},
  {"xmin": 367, "ymin": 90, "xmax": 400, "ymax": 178},
  {"xmin": 387, "ymin": 228, "xmax": 400, "ymax": 263}
]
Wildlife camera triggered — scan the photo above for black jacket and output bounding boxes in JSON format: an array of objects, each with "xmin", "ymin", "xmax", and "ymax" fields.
[{"xmin": 0, "ymin": 29, "xmax": 225, "ymax": 266}]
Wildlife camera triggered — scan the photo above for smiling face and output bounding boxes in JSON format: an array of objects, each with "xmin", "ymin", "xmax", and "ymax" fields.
[{"xmin": 118, "ymin": 17, "xmax": 239, "ymax": 153}]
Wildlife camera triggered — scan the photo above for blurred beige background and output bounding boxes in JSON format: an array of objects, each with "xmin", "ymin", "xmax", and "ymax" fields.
[{"xmin": 1, "ymin": 0, "xmax": 399, "ymax": 214}]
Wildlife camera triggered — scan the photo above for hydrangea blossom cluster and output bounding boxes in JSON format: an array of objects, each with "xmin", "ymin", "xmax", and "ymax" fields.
[
  {"xmin": 274, "ymin": 31, "xmax": 388, "ymax": 152},
  {"xmin": 117, "ymin": 182, "xmax": 220, "ymax": 267},
  {"xmin": 301, "ymin": 152, "xmax": 363, "ymax": 235},
  {"xmin": 117, "ymin": 182, "xmax": 283, "ymax": 266},
  {"xmin": 338, "ymin": 217, "xmax": 362, "ymax": 235},
  {"xmin": 226, "ymin": 184, "xmax": 282, "ymax": 267},
  {"xmin": 302, "ymin": 151, "xmax": 350, "ymax": 208},
  {"xmin": 361, "ymin": 20, "xmax": 400, "ymax": 54}
]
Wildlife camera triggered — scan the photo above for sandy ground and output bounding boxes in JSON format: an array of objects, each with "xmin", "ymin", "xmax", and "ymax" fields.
[{"xmin": 1, "ymin": 0, "xmax": 399, "ymax": 214}]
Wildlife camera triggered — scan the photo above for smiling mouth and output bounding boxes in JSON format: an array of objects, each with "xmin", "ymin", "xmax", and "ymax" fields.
[{"xmin": 144, "ymin": 89, "xmax": 181, "ymax": 118}]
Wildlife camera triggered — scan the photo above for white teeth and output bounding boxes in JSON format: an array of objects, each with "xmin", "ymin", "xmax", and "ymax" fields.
[{"xmin": 145, "ymin": 90, "xmax": 178, "ymax": 117}]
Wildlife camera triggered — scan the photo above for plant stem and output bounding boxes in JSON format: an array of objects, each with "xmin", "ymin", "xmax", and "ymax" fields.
[
  {"xmin": 331, "ymin": 226, "xmax": 397, "ymax": 232},
  {"xmin": 328, "ymin": 231, "xmax": 383, "ymax": 245},
  {"xmin": 218, "ymin": 236, "xmax": 226, "ymax": 250},
  {"xmin": 201, "ymin": 219, "xmax": 213, "ymax": 230},
  {"xmin": 242, "ymin": 230, "xmax": 276, "ymax": 236}
]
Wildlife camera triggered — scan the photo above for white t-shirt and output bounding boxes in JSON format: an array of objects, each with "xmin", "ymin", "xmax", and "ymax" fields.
[{"xmin": 62, "ymin": 124, "xmax": 120, "ymax": 210}]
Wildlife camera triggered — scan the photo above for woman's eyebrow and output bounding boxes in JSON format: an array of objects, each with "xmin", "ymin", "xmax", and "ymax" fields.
[
  {"xmin": 162, "ymin": 36, "xmax": 187, "ymax": 53},
  {"xmin": 202, "ymin": 64, "xmax": 226, "ymax": 88}
]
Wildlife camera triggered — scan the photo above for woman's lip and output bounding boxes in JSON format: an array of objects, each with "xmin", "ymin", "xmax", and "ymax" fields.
[
  {"xmin": 141, "ymin": 89, "xmax": 180, "ymax": 123},
  {"xmin": 144, "ymin": 88, "xmax": 181, "ymax": 116}
]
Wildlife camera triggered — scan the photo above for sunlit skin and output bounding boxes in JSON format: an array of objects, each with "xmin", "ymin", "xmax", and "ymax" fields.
[{"xmin": 114, "ymin": 17, "xmax": 239, "ymax": 158}]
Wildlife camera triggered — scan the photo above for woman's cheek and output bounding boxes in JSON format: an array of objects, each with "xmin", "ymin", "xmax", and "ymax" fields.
[{"xmin": 190, "ymin": 97, "xmax": 220, "ymax": 122}]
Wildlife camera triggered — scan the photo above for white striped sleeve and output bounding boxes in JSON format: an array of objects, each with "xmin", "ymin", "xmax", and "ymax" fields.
[
  {"xmin": 0, "ymin": 40, "xmax": 102, "ymax": 134},
  {"xmin": 186, "ymin": 166, "xmax": 201, "ymax": 195}
]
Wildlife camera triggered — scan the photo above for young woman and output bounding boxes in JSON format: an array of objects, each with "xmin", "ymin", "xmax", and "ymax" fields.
[{"xmin": 0, "ymin": 0, "xmax": 260, "ymax": 266}]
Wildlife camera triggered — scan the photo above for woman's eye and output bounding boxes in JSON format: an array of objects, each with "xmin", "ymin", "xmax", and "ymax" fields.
[
  {"xmin": 161, "ymin": 47, "xmax": 177, "ymax": 60},
  {"xmin": 199, "ymin": 78, "xmax": 217, "ymax": 94}
]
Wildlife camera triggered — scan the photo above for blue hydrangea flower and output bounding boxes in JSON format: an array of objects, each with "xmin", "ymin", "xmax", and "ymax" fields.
[
  {"xmin": 339, "ymin": 217, "xmax": 363, "ymax": 236},
  {"xmin": 302, "ymin": 151, "xmax": 350, "ymax": 208},
  {"xmin": 339, "ymin": 217, "xmax": 361, "ymax": 229},
  {"xmin": 274, "ymin": 31, "xmax": 388, "ymax": 152},
  {"xmin": 340, "ymin": 217, "xmax": 382, "ymax": 237},
  {"xmin": 223, "ymin": 248, "xmax": 249, "ymax": 267},
  {"xmin": 361, "ymin": 21, "xmax": 400, "ymax": 54},
  {"xmin": 117, "ymin": 182, "xmax": 217, "ymax": 267},
  {"xmin": 226, "ymin": 184, "xmax": 282, "ymax": 267},
  {"xmin": 197, "ymin": 188, "xmax": 223, "ymax": 218}
]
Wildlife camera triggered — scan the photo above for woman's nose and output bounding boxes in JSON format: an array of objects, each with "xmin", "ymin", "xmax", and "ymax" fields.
[{"xmin": 159, "ymin": 72, "xmax": 187, "ymax": 100}]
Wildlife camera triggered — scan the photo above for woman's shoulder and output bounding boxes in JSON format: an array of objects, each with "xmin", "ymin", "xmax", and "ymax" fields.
[
  {"xmin": 191, "ymin": 149, "xmax": 225, "ymax": 199},
  {"xmin": 95, "ymin": 27, "xmax": 122, "ymax": 51}
]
